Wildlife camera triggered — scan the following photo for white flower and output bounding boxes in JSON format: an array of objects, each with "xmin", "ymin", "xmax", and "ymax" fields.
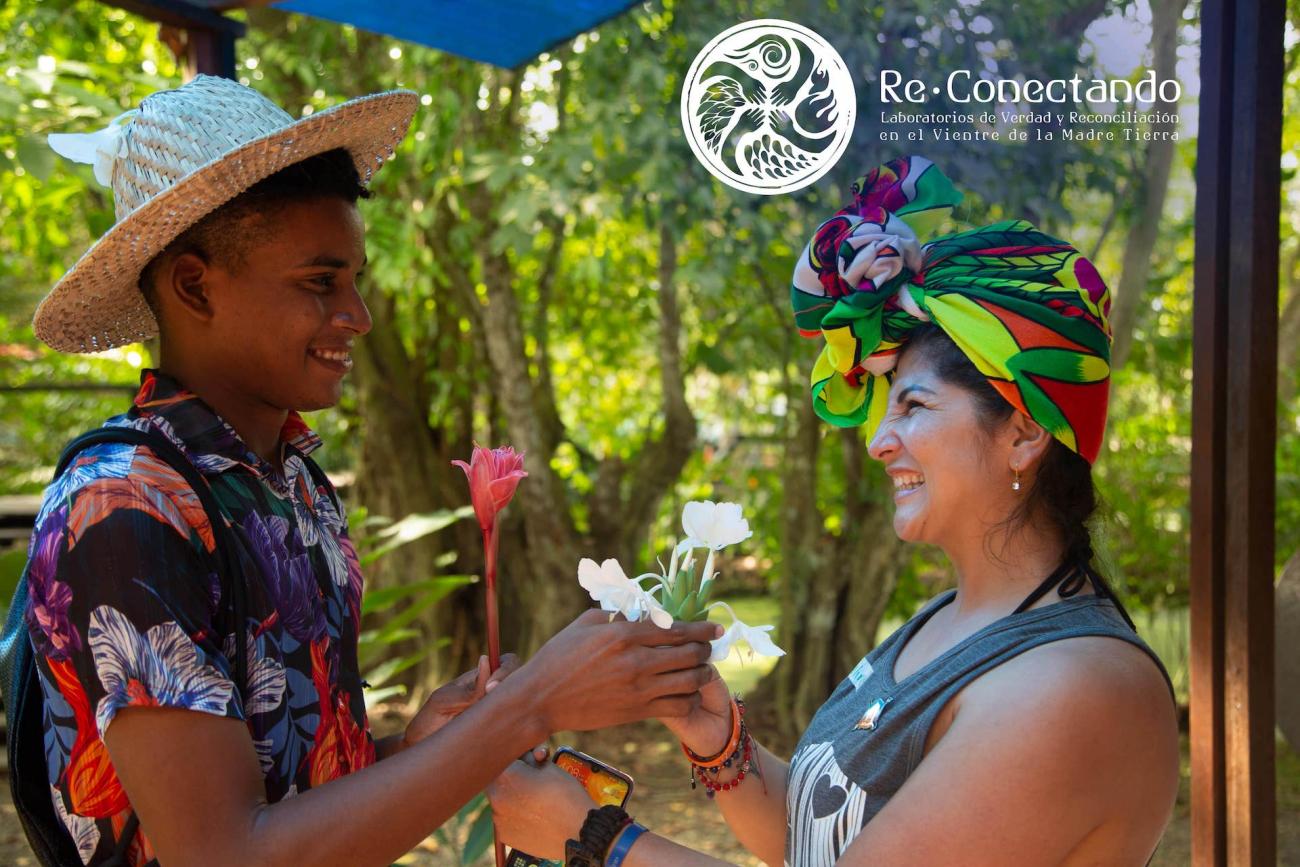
[
  {"xmin": 681, "ymin": 501, "xmax": 752, "ymax": 551},
  {"xmin": 577, "ymin": 558, "xmax": 673, "ymax": 628},
  {"xmin": 710, "ymin": 616, "xmax": 786, "ymax": 664}
]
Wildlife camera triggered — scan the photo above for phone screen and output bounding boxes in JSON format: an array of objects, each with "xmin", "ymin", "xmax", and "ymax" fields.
[
  {"xmin": 504, "ymin": 748, "xmax": 633, "ymax": 867},
  {"xmin": 553, "ymin": 748, "xmax": 632, "ymax": 807}
]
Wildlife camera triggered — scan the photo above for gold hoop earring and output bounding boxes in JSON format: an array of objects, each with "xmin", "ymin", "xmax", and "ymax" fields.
[{"xmin": 1012, "ymin": 468, "xmax": 1021, "ymax": 492}]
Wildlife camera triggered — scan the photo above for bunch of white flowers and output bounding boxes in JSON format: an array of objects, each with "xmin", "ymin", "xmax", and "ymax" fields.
[{"xmin": 577, "ymin": 500, "xmax": 784, "ymax": 663}]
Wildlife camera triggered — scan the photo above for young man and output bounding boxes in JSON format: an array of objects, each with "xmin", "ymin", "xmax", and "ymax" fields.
[{"xmin": 25, "ymin": 75, "xmax": 718, "ymax": 866}]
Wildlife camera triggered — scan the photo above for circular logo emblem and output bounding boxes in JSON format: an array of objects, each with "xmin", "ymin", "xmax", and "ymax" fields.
[{"xmin": 680, "ymin": 19, "xmax": 856, "ymax": 196}]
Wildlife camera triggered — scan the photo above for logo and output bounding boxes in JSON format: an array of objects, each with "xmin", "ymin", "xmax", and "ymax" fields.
[{"xmin": 680, "ymin": 19, "xmax": 856, "ymax": 196}]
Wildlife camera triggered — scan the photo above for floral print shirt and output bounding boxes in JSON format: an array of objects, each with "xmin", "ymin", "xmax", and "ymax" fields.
[{"xmin": 24, "ymin": 370, "xmax": 374, "ymax": 865}]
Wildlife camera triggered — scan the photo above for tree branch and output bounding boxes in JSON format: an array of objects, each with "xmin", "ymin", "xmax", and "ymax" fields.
[
  {"xmin": 529, "ymin": 214, "xmax": 568, "ymax": 459},
  {"xmin": 1108, "ymin": 0, "xmax": 1188, "ymax": 369}
]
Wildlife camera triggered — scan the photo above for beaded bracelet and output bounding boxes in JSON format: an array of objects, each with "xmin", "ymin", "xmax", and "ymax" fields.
[
  {"xmin": 680, "ymin": 696, "xmax": 741, "ymax": 769},
  {"xmin": 687, "ymin": 697, "xmax": 755, "ymax": 798}
]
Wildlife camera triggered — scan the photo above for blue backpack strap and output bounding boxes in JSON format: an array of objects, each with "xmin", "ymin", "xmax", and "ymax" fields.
[{"xmin": 0, "ymin": 426, "xmax": 246, "ymax": 867}]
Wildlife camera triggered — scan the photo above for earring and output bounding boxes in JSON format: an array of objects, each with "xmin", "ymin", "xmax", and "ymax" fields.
[{"xmin": 1012, "ymin": 468, "xmax": 1021, "ymax": 492}]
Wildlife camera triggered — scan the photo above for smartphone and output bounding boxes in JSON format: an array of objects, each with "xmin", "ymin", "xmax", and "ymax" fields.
[{"xmin": 504, "ymin": 747, "xmax": 634, "ymax": 867}]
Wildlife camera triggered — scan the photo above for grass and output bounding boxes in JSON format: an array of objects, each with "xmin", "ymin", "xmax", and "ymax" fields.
[{"xmin": 708, "ymin": 594, "xmax": 782, "ymax": 696}]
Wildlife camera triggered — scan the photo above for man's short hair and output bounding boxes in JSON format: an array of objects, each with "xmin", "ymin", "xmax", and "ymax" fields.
[{"xmin": 137, "ymin": 147, "xmax": 371, "ymax": 312}]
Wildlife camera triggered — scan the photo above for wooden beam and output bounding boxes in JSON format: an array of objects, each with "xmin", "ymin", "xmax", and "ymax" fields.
[
  {"xmin": 1189, "ymin": 0, "xmax": 1230, "ymax": 859},
  {"xmin": 1191, "ymin": 0, "xmax": 1283, "ymax": 864},
  {"xmin": 100, "ymin": 0, "xmax": 244, "ymax": 79},
  {"xmin": 99, "ymin": 0, "xmax": 245, "ymax": 35},
  {"xmin": 1222, "ymin": 0, "xmax": 1282, "ymax": 861},
  {"xmin": 183, "ymin": 25, "xmax": 239, "ymax": 79}
]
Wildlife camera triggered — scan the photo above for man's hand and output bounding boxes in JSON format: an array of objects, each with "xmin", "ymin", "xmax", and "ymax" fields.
[
  {"xmin": 507, "ymin": 609, "xmax": 722, "ymax": 736},
  {"xmin": 403, "ymin": 653, "xmax": 520, "ymax": 748},
  {"xmin": 488, "ymin": 758, "xmax": 593, "ymax": 861}
]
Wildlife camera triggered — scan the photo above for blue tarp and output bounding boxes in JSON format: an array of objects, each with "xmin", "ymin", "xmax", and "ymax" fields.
[{"xmin": 272, "ymin": 0, "xmax": 641, "ymax": 68}]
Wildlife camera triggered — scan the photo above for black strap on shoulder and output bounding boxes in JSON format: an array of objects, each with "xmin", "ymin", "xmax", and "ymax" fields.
[
  {"xmin": 56, "ymin": 427, "xmax": 244, "ymax": 867},
  {"xmin": 58, "ymin": 428, "xmax": 248, "ymax": 690},
  {"xmin": 1012, "ymin": 554, "xmax": 1137, "ymax": 631}
]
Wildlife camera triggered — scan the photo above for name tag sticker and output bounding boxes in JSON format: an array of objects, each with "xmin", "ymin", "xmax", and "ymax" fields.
[{"xmin": 848, "ymin": 657, "xmax": 874, "ymax": 690}]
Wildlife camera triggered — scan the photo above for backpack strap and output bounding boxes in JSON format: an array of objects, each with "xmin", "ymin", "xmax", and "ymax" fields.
[
  {"xmin": 57, "ymin": 428, "xmax": 249, "ymax": 692},
  {"xmin": 52, "ymin": 427, "xmax": 247, "ymax": 867}
]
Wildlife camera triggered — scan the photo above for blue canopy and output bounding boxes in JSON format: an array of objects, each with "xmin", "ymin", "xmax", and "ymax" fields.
[{"xmin": 271, "ymin": 0, "xmax": 640, "ymax": 68}]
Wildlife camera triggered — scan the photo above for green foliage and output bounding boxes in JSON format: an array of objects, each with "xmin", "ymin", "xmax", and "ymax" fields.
[
  {"xmin": 0, "ymin": 546, "xmax": 28, "ymax": 621},
  {"xmin": 347, "ymin": 507, "xmax": 477, "ymax": 706},
  {"xmin": 428, "ymin": 792, "xmax": 495, "ymax": 866},
  {"xmin": 0, "ymin": 1, "xmax": 175, "ymax": 492}
]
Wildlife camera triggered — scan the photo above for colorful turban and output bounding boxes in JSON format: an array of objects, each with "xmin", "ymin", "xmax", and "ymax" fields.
[{"xmin": 791, "ymin": 155, "xmax": 1113, "ymax": 463}]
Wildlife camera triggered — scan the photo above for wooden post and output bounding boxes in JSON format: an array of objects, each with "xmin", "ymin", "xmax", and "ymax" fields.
[
  {"xmin": 1190, "ymin": 0, "xmax": 1283, "ymax": 864},
  {"xmin": 1189, "ymin": 0, "xmax": 1229, "ymax": 857},
  {"xmin": 99, "ymin": 0, "xmax": 245, "ymax": 79}
]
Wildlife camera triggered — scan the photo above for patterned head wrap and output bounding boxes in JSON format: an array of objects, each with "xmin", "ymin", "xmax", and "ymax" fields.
[{"xmin": 791, "ymin": 155, "xmax": 1113, "ymax": 464}]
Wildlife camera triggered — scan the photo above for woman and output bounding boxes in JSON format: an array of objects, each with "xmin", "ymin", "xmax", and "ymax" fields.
[{"xmin": 487, "ymin": 156, "xmax": 1180, "ymax": 866}]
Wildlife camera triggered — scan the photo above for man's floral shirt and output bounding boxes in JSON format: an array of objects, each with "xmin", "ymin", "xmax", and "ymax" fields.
[{"xmin": 24, "ymin": 370, "xmax": 374, "ymax": 865}]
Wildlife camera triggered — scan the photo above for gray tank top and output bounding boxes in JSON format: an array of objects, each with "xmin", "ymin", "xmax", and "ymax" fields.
[{"xmin": 784, "ymin": 590, "xmax": 1173, "ymax": 866}]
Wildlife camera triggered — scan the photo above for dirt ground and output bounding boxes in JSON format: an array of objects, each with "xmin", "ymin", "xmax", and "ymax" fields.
[{"xmin": 6, "ymin": 722, "xmax": 1298, "ymax": 866}]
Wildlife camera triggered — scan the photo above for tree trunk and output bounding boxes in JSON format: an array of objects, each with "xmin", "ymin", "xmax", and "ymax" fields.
[
  {"xmin": 352, "ymin": 287, "xmax": 485, "ymax": 693},
  {"xmin": 1108, "ymin": 0, "xmax": 1188, "ymax": 369},
  {"xmin": 755, "ymin": 309, "xmax": 906, "ymax": 746},
  {"xmin": 759, "ymin": 412, "xmax": 907, "ymax": 746}
]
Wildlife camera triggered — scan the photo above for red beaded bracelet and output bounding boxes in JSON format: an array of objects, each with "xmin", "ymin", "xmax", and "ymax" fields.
[{"xmin": 687, "ymin": 698, "xmax": 755, "ymax": 798}]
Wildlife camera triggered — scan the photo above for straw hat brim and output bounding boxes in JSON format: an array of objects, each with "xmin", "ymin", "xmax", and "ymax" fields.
[{"xmin": 34, "ymin": 88, "xmax": 419, "ymax": 353}]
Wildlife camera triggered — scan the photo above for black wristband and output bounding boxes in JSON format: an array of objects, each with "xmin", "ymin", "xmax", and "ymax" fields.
[{"xmin": 564, "ymin": 805, "xmax": 630, "ymax": 867}]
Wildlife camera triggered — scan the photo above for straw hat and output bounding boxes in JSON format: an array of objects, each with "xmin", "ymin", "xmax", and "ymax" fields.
[{"xmin": 34, "ymin": 74, "xmax": 418, "ymax": 353}]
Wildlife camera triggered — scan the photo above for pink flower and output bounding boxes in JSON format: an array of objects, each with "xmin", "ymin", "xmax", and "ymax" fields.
[{"xmin": 452, "ymin": 444, "xmax": 528, "ymax": 530}]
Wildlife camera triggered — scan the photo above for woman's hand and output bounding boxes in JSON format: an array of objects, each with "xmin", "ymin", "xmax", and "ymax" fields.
[
  {"xmin": 403, "ymin": 653, "xmax": 520, "ymax": 747},
  {"xmin": 658, "ymin": 666, "xmax": 733, "ymax": 757},
  {"xmin": 488, "ymin": 758, "xmax": 593, "ymax": 860},
  {"xmin": 509, "ymin": 609, "xmax": 721, "ymax": 735}
]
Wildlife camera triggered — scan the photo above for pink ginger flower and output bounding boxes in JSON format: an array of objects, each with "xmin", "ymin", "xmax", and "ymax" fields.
[{"xmin": 451, "ymin": 444, "xmax": 528, "ymax": 531}]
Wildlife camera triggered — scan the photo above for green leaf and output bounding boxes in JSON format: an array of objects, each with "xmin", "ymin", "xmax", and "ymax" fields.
[
  {"xmin": 362, "ymin": 684, "xmax": 406, "ymax": 708},
  {"xmin": 359, "ymin": 507, "xmax": 473, "ymax": 565},
  {"xmin": 462, "ymin": 797, "xmax": 496, "ymax": 864},
  {"xmin": 360, "ymin": 574, "xmax": 476, "ymax": 615},
  {"xmin": 362, "ymin": 651, "xmax": 425, "ymax": 687}
]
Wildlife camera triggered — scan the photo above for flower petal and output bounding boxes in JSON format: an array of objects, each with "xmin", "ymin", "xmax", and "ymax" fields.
[
  {"xmin": 648, "ymin": 604, "xmax": 674, "ymax": 629},
  {"xmin": 709, "ymin": 630, "xmax": 735, "ymax": 663},
  {"xmin": 742, "ymin": 625, "xmax": 786, "ymax": 658}
]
